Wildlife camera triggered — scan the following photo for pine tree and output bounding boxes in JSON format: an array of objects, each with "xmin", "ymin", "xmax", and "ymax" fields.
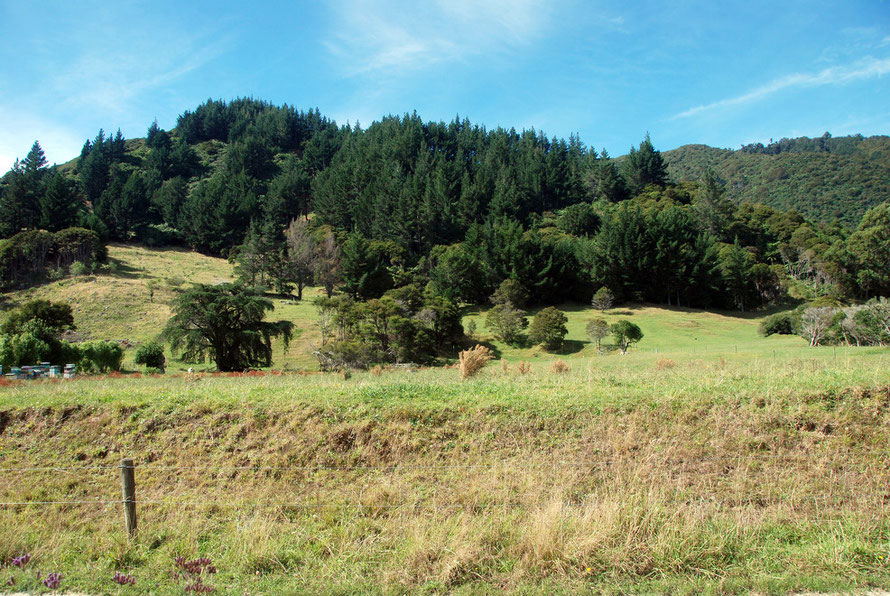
[
  {"xmin": 693, "ymin": 169, "xmax": 734, "ymax": 241},
  {"xmin": 622, "ymin": 134, "xmax": 666, "ymax": 196},
  {"xmin": 39, "ymin": 172, "xmax": 82, "ymax": 231}
]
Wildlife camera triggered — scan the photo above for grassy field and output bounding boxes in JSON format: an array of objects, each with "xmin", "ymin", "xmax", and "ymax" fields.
[
  {"xmin": 2, "ymin": 243, "xmax": 810, "ymax": 372},
  {"xmin": 1, "ymin": 245, "xmax": 889, "ymax": 593}
]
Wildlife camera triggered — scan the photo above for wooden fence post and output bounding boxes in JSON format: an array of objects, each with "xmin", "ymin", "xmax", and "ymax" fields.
[{"xmin": 121, "ymin": 458, "xmax": 137, "ymax": 539}]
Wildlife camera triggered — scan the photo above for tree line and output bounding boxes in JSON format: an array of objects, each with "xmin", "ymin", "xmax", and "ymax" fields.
[{"xmin": 1, "ymin": 98, "xmax": 889, "ymax": 312}]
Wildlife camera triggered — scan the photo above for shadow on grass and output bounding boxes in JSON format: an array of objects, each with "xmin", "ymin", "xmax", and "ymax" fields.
[
  {"xmin": 556, "ymin": 339, "xmax": 587, "ymax": 355},
  {"xmin": 103, "ymin": 258, "xmax": 143, "ymax": 280}
]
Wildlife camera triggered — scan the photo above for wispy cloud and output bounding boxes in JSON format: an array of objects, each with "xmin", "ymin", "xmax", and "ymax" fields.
[
  {"xmin": 52, "ymin": 29, "xmax": 233, "ymax": 116},
  {"xmin": 674, "ymin": 56, "xmax": 890, "ymax": 119},
  {"xmin": 326, "ymin": 0, "xmax": 551, "ymax": 76}
]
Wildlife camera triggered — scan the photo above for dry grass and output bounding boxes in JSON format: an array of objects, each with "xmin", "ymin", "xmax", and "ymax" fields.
[
  {"xmin": 550, "ymin": 359, "xmax": 570, "ymax": 374},
  {"xmin": 517, "ymin": 361, "xmax": 531, "ymax": 375},
  {"xmin": 656, "ymin": 358, "xmax": 676, "ymax": 370},
  {"xmin": 458, "ymin": 345, "xmax": 493, "ymax": 379},
  {"xmin": 1, "ymin": 380, "xmax": 889, "ymax": 592}
]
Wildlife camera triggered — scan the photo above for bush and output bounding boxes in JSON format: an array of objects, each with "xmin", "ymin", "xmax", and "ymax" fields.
[
  {"xmin": 591, "ymin": 287, "xmax": 615, "ymax": 311},
  {"xmin": 458, "ymin": 345, "xmax": 493, "ymax": 379},
  {"xmin": 134, "ymin": 342, "xmax": 166, "ymax": 372},
  {"xmin": 759, "ymin": 312, "xmax": 794, "ymax": 336},
  {"xmin": 528, "ymin": 307, "xmax": 569, "ymax": 351},
  {"xmin": 550, "ymin": 359, "xmax": 570, "ymax": 374},
  {"xmin": 69, "ymin": 261, "xmax": 88, "ymax": 276},
  {"xmin": 485, "ymin": 302, "xmax": 528, "ymax": 345},
  {"xmin": 80, "ymin": 341, "xmax": 124, "ymax": 373},
  {"xmin": 490, "ymin": 279, "xmax": 529, "ymax": 308}
]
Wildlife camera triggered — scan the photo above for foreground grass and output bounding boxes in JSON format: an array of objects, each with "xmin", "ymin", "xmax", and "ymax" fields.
[{"xmin": 1, "ymin": 351, "xmax": 889, "ymax": 593}]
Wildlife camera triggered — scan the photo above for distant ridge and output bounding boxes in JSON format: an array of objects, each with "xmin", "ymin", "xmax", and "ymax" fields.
[{"xmin": 663, "ymin": 134, "xmax": 890, "ymax": 225}]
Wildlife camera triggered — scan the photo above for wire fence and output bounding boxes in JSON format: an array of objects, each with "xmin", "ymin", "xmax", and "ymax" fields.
[{"xmin": 0, "ymin": 458, "xmax": 887, "ymax": 518}]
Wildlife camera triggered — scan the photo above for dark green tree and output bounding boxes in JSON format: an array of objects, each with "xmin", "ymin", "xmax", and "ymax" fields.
[
  {"xmin": 847, "ymin": 201, "xmax": 890, "ymax": 297},
  {"xmin": 39, "ymin": 172, "xmax": 83, "ymax": 231},
  {"xmin": 622, "ymin": 134, "xmax": 666, "ymax": 196},
  {"xmin": 164, "ymin": 283, "xmax": 293, "ymax": 372},
  {"xmin": 339, "ymin": 234, "xmax": 394, "ymax": 299},
  {"xmin": 587, "ymin": 149, "xmax": 628, "ymax": 203},
  {"xmin": 693, "ymin": 169, "xmax": 734, "ymax": 240},
  {"xmin": 528, "ymin": 306, "xmax": 568, "ymax": 351}
]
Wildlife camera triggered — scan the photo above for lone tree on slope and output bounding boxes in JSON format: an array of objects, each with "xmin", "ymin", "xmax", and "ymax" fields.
[{"xmin": 164, "ymin": 283, "xmax": 293, "ymax": 372}]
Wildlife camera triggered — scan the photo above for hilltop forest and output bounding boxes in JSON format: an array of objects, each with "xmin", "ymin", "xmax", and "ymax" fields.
[{"xmin": 1, "ymin": 98, "xmax": 889, "ymax": 318}]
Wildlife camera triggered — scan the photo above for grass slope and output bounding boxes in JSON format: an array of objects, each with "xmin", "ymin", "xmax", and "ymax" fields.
[
  {"xmin": 0, "ymin": 352, "xmax": 889, "ymax": 593},
  {"xmin": 3, "ymin": 243, "xmax": 810, "ymax": 373}
]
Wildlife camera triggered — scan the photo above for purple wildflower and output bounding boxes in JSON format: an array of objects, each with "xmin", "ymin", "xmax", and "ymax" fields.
[
  {"xmin": 43, "ymin": 571, "xmax": 62, "ymax": 590},
  {"xmin": 113, "ymin": 571, "xmax": 136, "ymax": 585},
  {"xmin": 11, "ymin": 553, "xmax": 30, "ymax": 568}
]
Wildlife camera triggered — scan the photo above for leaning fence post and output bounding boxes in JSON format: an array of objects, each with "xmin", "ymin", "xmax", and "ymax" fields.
[{"xmin": 121, "ymin": 458, "xmax": 137, "ymax": 539}]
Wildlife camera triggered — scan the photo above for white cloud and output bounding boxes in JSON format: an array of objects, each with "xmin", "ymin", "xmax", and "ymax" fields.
[
  {"xmin": 326, "ymin": 0, "xmax": 551, "ymax": 76},
  {"xmin": 674, "ymin": 56, "xmax": 890, "ymax": 119}
]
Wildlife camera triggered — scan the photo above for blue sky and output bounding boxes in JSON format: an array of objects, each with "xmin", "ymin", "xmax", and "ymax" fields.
[{"xmin": 1, "ymin": 0, "xmax": 889, "ymax": 171}]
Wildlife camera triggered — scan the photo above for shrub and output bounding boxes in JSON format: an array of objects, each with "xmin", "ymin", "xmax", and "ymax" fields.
[
  {"xmin": 759, "ymin": 312, "xmax": 794, "ymax": 336},
  {"xmin": 458, "ymin": 345, "xmax": 493, "ymax": 379},
  {"xmin": 656, "ymin": 358, "xmax": 676, "ymax": 370},
  {"xmin": 591, "ymin": 287, "xmax": 615, "ymax": 311},
  {"xmin": 528, "ymin": 307, "xmax": 569, "ymax": 351},
  {"xmin": 490, "ymin": 279, "xmax": 529, "ymax": 308},
  {"xmin": 550, "ymin": 359, "xmax": 570, "ymax": 374},
  {"xmin": 69, "ymin": 261, "xmax": 87, "ymax": 277},
  {"xmin": 485, "ymin": 302, "xmax": 528, "ymax": 345},
  {"xmin": 134, "ymin": 342, "xmax": 166, "ymax": 372},
  {"xmin": 80, "ymin": 341, "xmax": 124, "ymax": 373}
]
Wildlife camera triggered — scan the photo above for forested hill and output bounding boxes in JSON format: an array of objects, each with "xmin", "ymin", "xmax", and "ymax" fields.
[
  {"xmin": 3, "ymin": 98, "xmax": 890, "ymax": 314},
  {"xmin": 664, "ymin": 134, "xmax": 890, "ymax": 226}
]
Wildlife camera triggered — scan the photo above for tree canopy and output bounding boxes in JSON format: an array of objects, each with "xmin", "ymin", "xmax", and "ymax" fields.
[{"xmin": 164, "ymin": 283, "xmax": 293, "ymax": 371}]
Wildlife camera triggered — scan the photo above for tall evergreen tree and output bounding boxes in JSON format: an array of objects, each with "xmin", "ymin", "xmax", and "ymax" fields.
[
  {"xmin": 39, "ymin": 172, "xmax": 82, "ymax": 231},
  {"xmin": 622, "ymin": 134, "xmax": 667, "ymax": 196}
]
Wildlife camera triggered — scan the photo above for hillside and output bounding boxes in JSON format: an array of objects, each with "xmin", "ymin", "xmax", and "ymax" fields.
[
  {"xmin": 0, "ymin": 244, "xmax": 819, "ymax": 373},
  {"xmin": 664, "ymin": 134, "xmax": 890, "ymax": 225}
]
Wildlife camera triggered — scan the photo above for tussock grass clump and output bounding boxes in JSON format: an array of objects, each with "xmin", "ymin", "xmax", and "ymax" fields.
[
  {"xmin": 550, "ymin": 360, "xmax": 570, "ymax": 374},
  {"xmin": 656, "ymin": 358, "xmax": 676, "ymax": 370},
  {"xmin": 458, "ymin": 345, "xmax": 493, "ymax": 378},
  {"xmin": 517, "ymin": 361, "xmax": 531, "ymax": 375}
]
